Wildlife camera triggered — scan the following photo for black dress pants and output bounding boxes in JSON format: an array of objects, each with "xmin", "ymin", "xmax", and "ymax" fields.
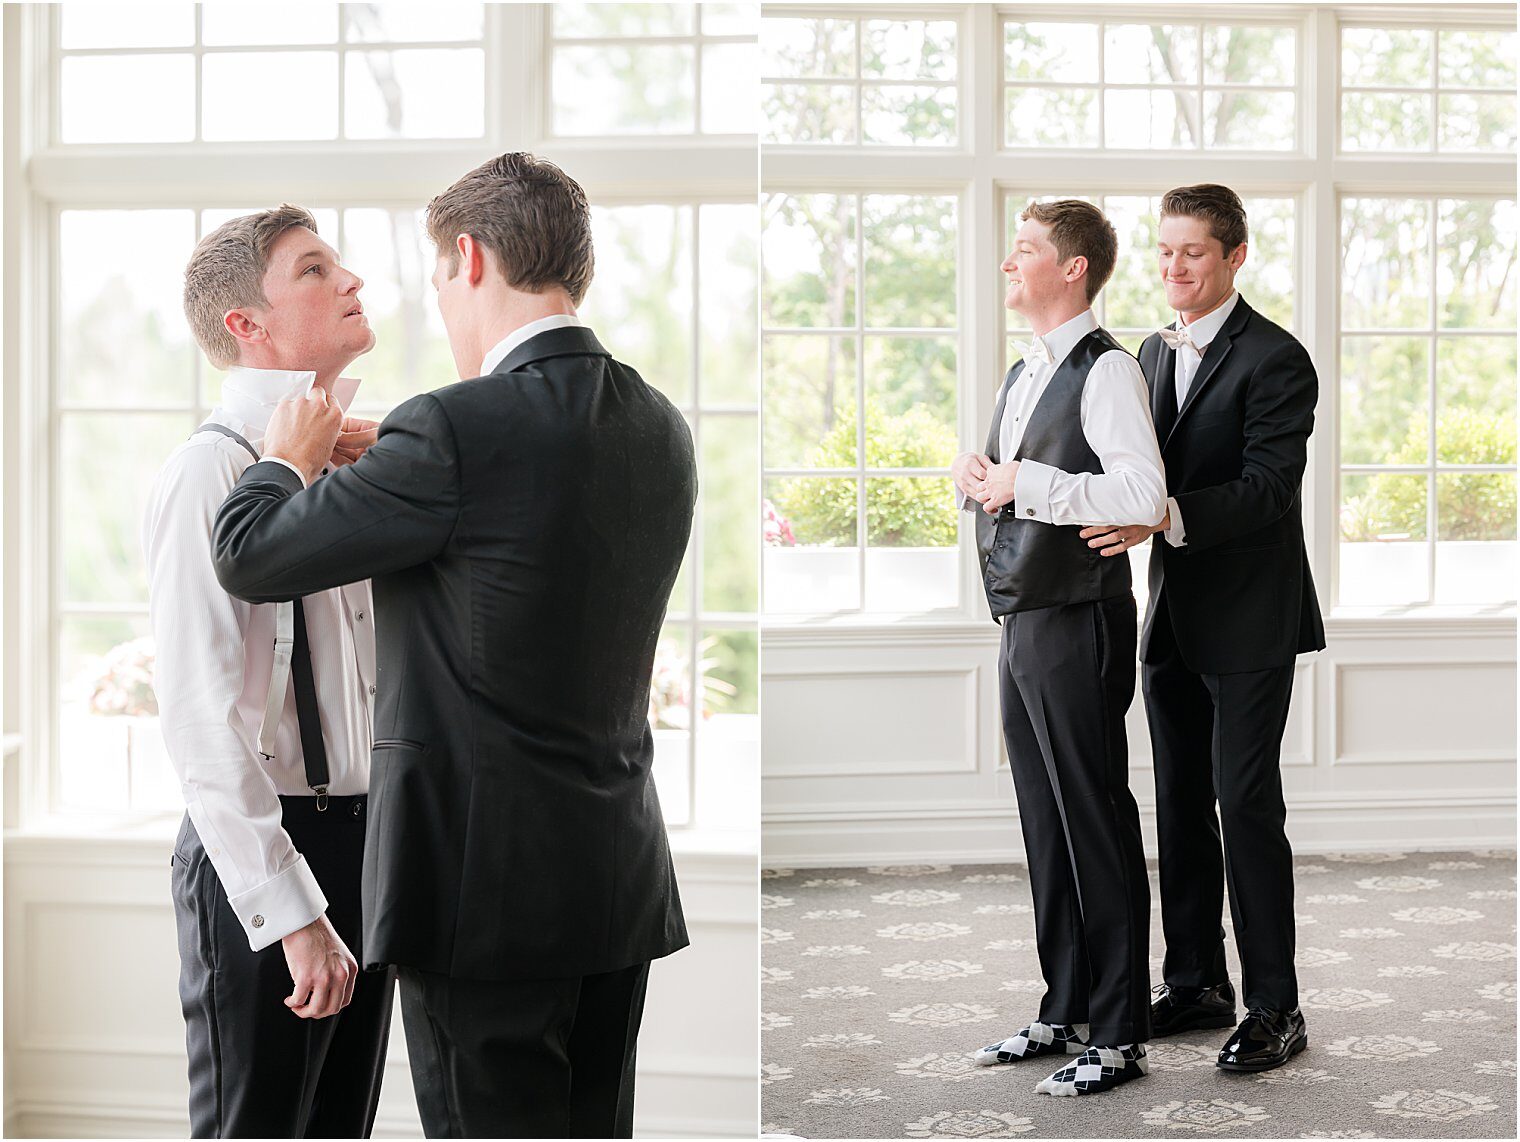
[
  {"xmin": 1143, "ymin": 600, "xmax": 1299, "ymax": 1012},
  {"xmin": 171, "ymin": 796, "xmax": 396, "ymax": 1138},
  {"xmin": 999, "ymin": 594, "xmax": 1151, "ymax": 1046},
  {"xmin": 398, "ymin": 960, "xmax": 651, "ymax": 1138}
]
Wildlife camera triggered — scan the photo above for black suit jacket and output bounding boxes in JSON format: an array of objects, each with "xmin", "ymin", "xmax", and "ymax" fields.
[
  {"xmin": 1138, "ymin": 296, "xmax": 1326, "ymax": 674},
  {"xmin": 213, "ymin": 326, "xmax": 695, "ymax": 981}
]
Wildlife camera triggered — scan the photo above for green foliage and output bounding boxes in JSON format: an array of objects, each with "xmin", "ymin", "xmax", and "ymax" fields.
[{"xmin": 770, "ymin": 404, "xmax": 958, "ymax": 548}]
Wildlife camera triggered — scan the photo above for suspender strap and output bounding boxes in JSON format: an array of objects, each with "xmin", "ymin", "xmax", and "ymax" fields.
[{"xmin": 191, "ymin": 421, "xmax": 328, "ymax": 809}]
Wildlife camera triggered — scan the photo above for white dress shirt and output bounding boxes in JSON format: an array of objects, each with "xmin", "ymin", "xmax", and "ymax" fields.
[
  {"xmin": 1161, "ymin": 290, "xmax": 1240, "ymax": 547},
  {"xmin": 480, "ymin": 313, "xmax": 584, "ymax": 376},
  {"xmin": 960, "ymin": 309, "xmax": 1167, "ymax": 528},
  {"xmin": 143, "ymin": 367, "xmax": 376, "ymax": 951}
]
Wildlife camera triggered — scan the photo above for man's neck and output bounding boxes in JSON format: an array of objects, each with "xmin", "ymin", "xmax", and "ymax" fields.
[
  {"xmin": 1180, "ymin": 287, "xmax": 1236, "ymax": 327},
  {"xmin": 1022, "ymin": 299, "xmax": 1089, "ymax": 338}
]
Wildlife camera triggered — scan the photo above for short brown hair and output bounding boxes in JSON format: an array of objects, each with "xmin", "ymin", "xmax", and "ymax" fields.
[
  {"xmin": 1160, "ymin": 184, "xmax": 1249, "ymax": 252},
  {"xmin": 1019, "ymin": 199, "xmax": 1118, "ymax": 303},
  {"xmin": 426, "ymin": 152, "xmax": 595, "ymax": 304},
  {"xmin": 183, "ymin": 204, "xmax": 319, "ymax": 369}
]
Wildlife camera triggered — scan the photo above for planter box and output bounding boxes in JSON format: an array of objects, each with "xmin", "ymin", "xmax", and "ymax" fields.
[{"xmin": 763, "ymin": 546, "xmax": 958, "ymax": 614}]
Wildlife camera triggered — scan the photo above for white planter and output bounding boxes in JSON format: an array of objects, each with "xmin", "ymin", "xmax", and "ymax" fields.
[{"xmin": 763, "ymin": 546, "xmax": 958, "ymax": 614}]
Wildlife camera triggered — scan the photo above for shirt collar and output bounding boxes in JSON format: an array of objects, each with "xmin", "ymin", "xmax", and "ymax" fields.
[
  {"xmin": 1176, "ymin": 290, "xmax": 1240, "ymax": 350},
  {"xmin": 1036, "ymin": 308, "xmax": 1099, "ymax": 371},
  {"xmin": 479, "ymin": 314, "xmax": 585, "ymax": 377},
  {"xmin": 218, "ymin": 367, "xmax": 361, "ymax": 446}
]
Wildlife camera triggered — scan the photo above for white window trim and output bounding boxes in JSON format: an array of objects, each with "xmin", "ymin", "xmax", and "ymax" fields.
[
  {"xmin": 760, "ymin": 1, "xmax": 1517, "ymax": 635},
  {"xmin": 5, "ymin": 4, "xmax": 758, "ymax": 837}
]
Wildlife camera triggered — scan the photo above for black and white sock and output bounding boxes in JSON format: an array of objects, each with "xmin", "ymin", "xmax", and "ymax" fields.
[
  {"xmin": 1035, "ymin": 1043, "xmax": 1148, "ymax": 1096},
  {"xmin": 973, "ymin": 1021, "xmax": 1090, "ymax": 1065}
]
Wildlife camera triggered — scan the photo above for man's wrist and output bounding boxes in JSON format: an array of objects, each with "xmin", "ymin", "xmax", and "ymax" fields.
[{"xmin": 262, "ymin": 454, "xmax": 311, "ymax": 490}]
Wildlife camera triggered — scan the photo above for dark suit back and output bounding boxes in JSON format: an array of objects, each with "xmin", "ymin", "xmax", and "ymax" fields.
[
  {"xmin": 214, "ymin": 326, "xmax": 695, "ymax": 981},
  {"xmin": 1138, "ymin": 297, "xmax": 1326, "ymax": 674}
]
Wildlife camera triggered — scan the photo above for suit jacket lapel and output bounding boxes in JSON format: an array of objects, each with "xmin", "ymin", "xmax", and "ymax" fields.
[
  {"xmin": 1167, "ymin": 297, "xmax": 1253, "ymax": 447},
  {"xmin": 1149, "ymin": 333, "xmax": 1178, "ymax": 429}
]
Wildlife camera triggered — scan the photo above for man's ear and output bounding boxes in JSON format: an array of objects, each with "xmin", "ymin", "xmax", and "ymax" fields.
[
  {"xmin": 224, "ymin": 307, "xmax": 267, "ymax": 348},
  {"xmin": 1228, "ymin": 242, "xmax": 1248, "ymax": 272},
  {"xmin": 1065, "ymin": 254, "xmax": 1088, "ymax": 287},
  {"xmin": 457, "ymin": 233, "xmax": 487, "ymax": 287}
]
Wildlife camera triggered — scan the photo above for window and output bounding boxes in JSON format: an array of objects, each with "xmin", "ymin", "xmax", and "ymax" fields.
[{"xmin": 27, "ymin": 3, "xmax": 758, "ymax": 830}]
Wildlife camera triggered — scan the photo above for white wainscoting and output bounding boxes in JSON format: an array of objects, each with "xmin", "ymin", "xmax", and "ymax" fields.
[
  {"xmin": 2, "ymin": 834, "xmax": 757, "ymax": 1139},
  {"xmin": 761, "ymin": 616, "xmax": 1518, "ymax": 867}
]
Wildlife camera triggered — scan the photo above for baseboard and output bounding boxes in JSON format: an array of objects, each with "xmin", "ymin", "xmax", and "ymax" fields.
[{"xmin": 762, "ymin": 790, "xmax": 1518, "ymax": 868}]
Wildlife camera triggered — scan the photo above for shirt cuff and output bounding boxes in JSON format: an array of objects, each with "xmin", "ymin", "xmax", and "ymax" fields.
[
  {"xmin": 1164, "ymin": 496, "xmax": 1187, "ymax": 547},
  {"xmin": 225, "ymin": 854, "xmax": 328, "ymax": 951},
  {"xmin": 260, "ymin": 455, "xmax": 309, "ymax": 490},
  {"xmin": 954, "ymin": 486, "xmax": 980, "ymax": 513},
  {"xmin": 1012, "ymin": 459, "xmax": 1055, "ymax": 524}
]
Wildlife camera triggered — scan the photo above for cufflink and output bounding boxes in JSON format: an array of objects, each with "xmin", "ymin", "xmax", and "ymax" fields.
[
  {"xmin": 251, "ymin": 915, "xmax": 264, "ymax": 929},
  {"xmin": 1026, "ymin": 508, "xmax": 1035, "ymax": 516}
]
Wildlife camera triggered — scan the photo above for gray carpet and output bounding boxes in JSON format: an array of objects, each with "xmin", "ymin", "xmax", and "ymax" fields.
[{"xmin": 760, "ymin": 851, "xmax": 1517, "ymax": 1139}]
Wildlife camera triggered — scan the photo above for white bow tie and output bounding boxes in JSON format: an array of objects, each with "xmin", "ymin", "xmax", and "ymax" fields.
[
  {"xmin": 1159, "ymin": 325, "xmax": 1203, "ymax": 354},
  {"xmin": 1013, "ymin": 336, "xmax": 1054, "ymax": 366}
]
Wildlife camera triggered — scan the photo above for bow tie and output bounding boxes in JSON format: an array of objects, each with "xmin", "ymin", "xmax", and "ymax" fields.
[
  {"xmin": 1013, "ymin": 336, "xmax": 1054, "ymax": 366},
  {"xmin": 1159, "ymin": 326, "xmax": 1203, "ymax": 354}
]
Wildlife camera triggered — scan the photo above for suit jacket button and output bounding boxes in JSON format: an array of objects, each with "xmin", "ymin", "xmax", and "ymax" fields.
[{"xmin": 251, "ymin": 915, "xmax": 264, "ymax": 929}]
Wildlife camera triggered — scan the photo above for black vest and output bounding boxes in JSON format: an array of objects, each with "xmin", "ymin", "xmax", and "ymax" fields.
[{"xmin": 976, "ymin": 328, "xmax": 1133, "ymax": 617}]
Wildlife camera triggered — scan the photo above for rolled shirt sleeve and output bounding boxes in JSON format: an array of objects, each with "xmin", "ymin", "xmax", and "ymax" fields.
[{"xmin": 144, "ymin": 439, "xmax": 327, "ymax": 951}]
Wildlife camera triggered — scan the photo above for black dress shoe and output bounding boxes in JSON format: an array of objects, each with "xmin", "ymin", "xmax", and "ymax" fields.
[
  {"xmin": 1150, "ymin": 981, "xmax": 1237, "ymax": 1036},
  {"xmin": 1216, "ymin": 1007, "xmax": 1308, "ymax": 1072}
]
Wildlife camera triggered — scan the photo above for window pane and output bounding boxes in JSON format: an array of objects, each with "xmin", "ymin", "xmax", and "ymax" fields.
[
  {"xmin": 763, "ymin": 84, "xmax": 855, "ymax": 144},
  {"xmin": 1342, "ymin": 92, "xmax": 1433, "ymax": 151},
  {"xmin": 694, "ymin": 627, "xmax": 759, "ymax": 828},
  {"xmin": 1005, "ymin": 87, "xmax": 1098, "ymax": 148},
  {"xmin": 1205, "ymin": 90, "xmax": 1295, "ymax": 149},
  {"xmin": 863, "ymin": 195, "xmax": 956, "ymax": 328},
  {"xmin": 1340, "ymin": 473, "xmax": 1430, "ymax": 607},
  {"xmin": 1102, "ymin": 195, "xmax": 1163, "ymax": 332},
  {"xmin": 202, "ymin": 52, "xmax": 338, "ymax": 140},
  {"xmin": 1438, "ymin": 93, "xmax": 1518, "ymax": 153},
  {"xmin": 1340, "ymin": 337, "xmax": 1429, "ymax": 466},
  {"xmin": 553, "ymin": 45, "xmax": 694, "ymax": 135},
  {"xmin": 1242, "ymin": 197, "xmax": 1296, "ymax": 331},
  {"xmin": 1436, "ymin": 338, "xmax": 1517, "ymax": 465},
  {"xmin": 61, "ymin": 3, "xmax": 193, "ymax": 48},
  {"xmin": 762, "ymin": 336, "xmax": 856, "ymax": 468},
  {"xmin": 699, "ymin": 203, "xmax": 759, "ymax": 405},
  {"xmin": 864, "ymin": 478, "xmax": 957, "ymax": 612},
  {"xmin": 1435, "ymin": 476, "xmax": 1517, "ymax": 604},
  {"xmin": 863, "ymin": 19, "xmax": 956, "ymax": 81},
  {"xmin": 702, "ymin": 43, "xmax": 760, "ymax": 133},
  {"xmin": 1204, "ymin": 25, "xmax": 1294, "ymax": 85},
  {"xmin": 1342, "ymin": 27, "xmax": 1433, "ymax": 87},
  {"xmin": 582, "ymin": 205, "xmax": 693, "ymax": 406},
  {"xmin": 1104, "ymin": 24, "xmax": 1199, "ymax": 85},
  {"xmin": 702, "ymin": 416, "xmax": 760, "ymax": 614},
  {"xmin": 1438, "ymin": 199, "xmax": 1517, "ymax": 329},
  {"xmin": 554, "ymin": 3, "xmax": 695, "ymax": 38},
  {"xmin": 1436, "ymin": 475, "xmax": 1516, "ymax": 542},
  {"xmin": 345, "ymin": 3, "xmax": 483, "ymax": 42},
  {"xmin": 60, "ymin": 55, "xmax": 195, "ymax": 143},
  {"xmin": 863, "ymin": 338, "xmax": 957, "ymax": 469},
  {"xmin": 649, "ymin": 625, "xmax": 692, "ymax": 826},
  {"xmin": 201, "ymin": 2, "xmax": 338, "ymax": 44},
  {"xmin": 1005, "ymin": 22, "xmax": 1099, "ymax": 82},
  {"xmin": 1438, "ymin": 29, "xmax": 1516, "ymax": 89},
  {"xmin": 62, "ymin": 413, "xmax": 194, "ymax": 605},
  {"xmin": 762, "ymin": 17, "xmax": 854, "ymax": 78},
  {"xmin": 345, "ymin": 49, "xmax": 485, "ymax": 138},
  {"xmin": 60, "ymin": 210, "xmax": 196, "ymax": 406},
  {"xmin": 703, "ymin": 4, "xmax": 758, "ymax": 37},
  {"xmin": 862, "ymin": 85, "xmax": 956, "ymax": 147},
  {"xmin": 1104, "ymin": 88, "xmax": 1199, "ymax": 148},
  {"xmin": 764, "ymin": 477, "xmax": 860, "ymax": 613},
  {"xmin": 1341, "ymin": 198, "xmax": 1431, "ymax": 330},
  {"xmin": 763, "ymin": 193, "xmax": 856, "ymax": 329},
  {"xmin": 339, "ymin": 208, "xmax": 451, "ymax": 414}
]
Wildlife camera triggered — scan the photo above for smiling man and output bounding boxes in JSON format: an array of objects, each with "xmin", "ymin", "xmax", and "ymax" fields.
[
  {"xmin": 145, "ymin": 204, "xmax": 392, "ymax": 1137},
  {"xmin": 1081, "ymin": 184, "xmax": 1326, "ymax": 1074},
  {"xmin": 949, "ymin": 199, "xmax": 1165, "ymax": 1097}
]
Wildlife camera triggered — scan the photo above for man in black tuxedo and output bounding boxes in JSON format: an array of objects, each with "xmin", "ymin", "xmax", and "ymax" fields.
[
  {"xmin": 211, "ymin": 153, "xmax": 695, "ymax": 1137},
  {"xmin": 1082, "ymin": 184, "xmax": 1326, "ymax": 1073}
]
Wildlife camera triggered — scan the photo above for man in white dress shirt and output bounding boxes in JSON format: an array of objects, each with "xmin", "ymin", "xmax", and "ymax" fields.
[
  {"xmin": 950, "ymin": 199, "xmax": 1166, "ymax": 1096},
  {"xmin": 144, "ymin": 204, "xmax": 394, "ymax": 1137}
]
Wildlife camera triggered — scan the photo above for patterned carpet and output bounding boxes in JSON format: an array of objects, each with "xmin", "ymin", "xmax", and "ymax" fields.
[{"xmin": 760, "ymin": 851, "xmax": 1517, "ymax": 1139}]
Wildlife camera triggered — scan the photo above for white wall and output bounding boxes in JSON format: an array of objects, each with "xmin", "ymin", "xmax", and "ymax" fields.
[
  {"xmin": 761, "ymin": 616, "xmax": 1517, "ymax": 867},
  {"xmin": 2, "ymin": 840, "xmax": 757, "ymax": 1139}
]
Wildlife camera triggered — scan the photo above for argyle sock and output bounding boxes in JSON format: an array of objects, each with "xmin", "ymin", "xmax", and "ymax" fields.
[
  {"xmin": 1035, "ymin": 1043, "xmax": 1149, "ymax": 1096},
  {"xmin": 973, "ymin": 1021, "xmax": 1090, "ymax": 1065}
]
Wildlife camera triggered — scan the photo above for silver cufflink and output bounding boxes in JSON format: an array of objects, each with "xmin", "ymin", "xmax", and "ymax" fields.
[{"xmin": 251, "ymin": 915, "xmax": 264, "ymax": 928}]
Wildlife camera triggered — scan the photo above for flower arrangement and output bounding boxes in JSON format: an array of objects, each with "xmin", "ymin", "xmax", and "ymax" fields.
[
  {"xmin": 86, "ymin": 637, "xmax": 158, "ymax": 718},
  {"xmin": 763, "ymin": 499, "xmax": 797, "ymax": 547}
]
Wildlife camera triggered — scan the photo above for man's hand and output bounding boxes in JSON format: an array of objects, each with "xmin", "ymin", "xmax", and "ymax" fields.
[
  {"xmin": 950, "ymin": 451, "xmax": 993, "ymax": 498},
  {"xmin": 280, "ymin": 914, "xmax": 357, "ymax": 1020},
  {"xmin": 975, "ymin": 460, "xmax": 1021, "ymax": 514},
  {"xmin": 1080, "ymin": 509, "xmax": 1171, "ymax": 557},
  {"xmin": 329, "ymin": 417, "xmax": 380, "ymax": 468},
  {"xmin": 264, "ymin": 389, "xmax": 343, "ymax": 485}
]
